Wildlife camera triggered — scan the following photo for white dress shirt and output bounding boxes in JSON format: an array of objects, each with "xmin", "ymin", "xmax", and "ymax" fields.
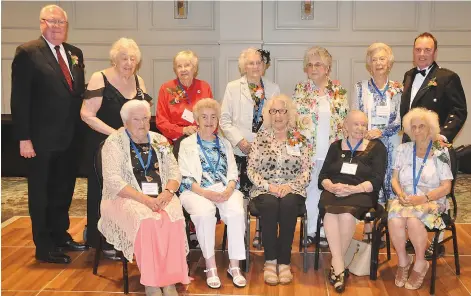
[
  {"xmin": 410, "ymin": 65, "xmax": 433, "ymax": 108},
  {"xmin": 42, "ymin": 35, "xmax": 73, "ymax": 77}
]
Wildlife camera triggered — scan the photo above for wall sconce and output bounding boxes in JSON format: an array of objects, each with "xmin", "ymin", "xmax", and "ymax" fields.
[
  {"xmin": 301, "ymin": 0, "xmax": 314, "ymax": 20},
  {"xmin": 174, "ymin": 0, "xmax": 188, "ymax": 19}
]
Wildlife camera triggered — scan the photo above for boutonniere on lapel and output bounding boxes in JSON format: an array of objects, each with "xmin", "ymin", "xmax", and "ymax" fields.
[
  {"xmin": 387, "ymin": 81, "xmax": 403, "ymax": 98},
  {"xmin": 248, "ymin": 83, "xmax": 265, "ymax": 104},
  {"xmin": 427, "ymin": 77, "xmax": 438, "ymax": 88},
  {"xmin": 68, "ymin": 51, "xmax": 79, "ymax": 67},
  {"xmin": 287, "ymin": 129, "xmax": 307, "ymax": 149},
  {"xmin": 152, "ymin": 138, "xmax": 172, "ymax": 155},
  {"xmin": 432, "ymin": 140, "xmax": 451, "ymax": 164},
  {"xmin": 167, "ymin": 84, "xmax": 187, "ymax": 105}
]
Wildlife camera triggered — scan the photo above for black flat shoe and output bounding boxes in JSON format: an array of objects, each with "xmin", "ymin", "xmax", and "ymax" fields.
[
  {"xmin": 425, "ymin": 244, "xmax": 445, "ymax": 260},
  {"xmin": 56, "ymin": 240, "xmax": 89, "ymax": 252},
  {"xmin": 102, "ymin": 249, "xmax": 123, "ymax": 261},
  {"xmin": 36, "ymin": 251, "xmax": 71, "ymax": 264}
]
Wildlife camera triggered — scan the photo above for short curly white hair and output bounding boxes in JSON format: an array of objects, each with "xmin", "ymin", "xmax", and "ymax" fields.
[
  {"xmin": 303, "ymin": 46, "xmax": 332, "ymax": 75},
  {"xmin": 120, "ymin": 100, "xmax": 151, "ymax": 123},
  {"xmin": 193, "ymin": 98, "xmax": 220, "ymax": 122},
  {"xmin": 173, "ymin": 50, "xmax": 199, "ymax": 77},
  {"xmin": 109, "ymin": 38, "xmax": 142, "ymax": 66},
  {"xmin": 262, "ymin": 94, "xmax": 297, "ymax": 129},
  {"xmin": 402, "ymin": 107, "xmax": 440, "ymax": 141},
  {"xmin": 365, "ymin": 42, "xmax": 395, "ymax": 75},
  {"xmin": 238, "ymin": 47, "xmax": 266, "ymax": 76}
]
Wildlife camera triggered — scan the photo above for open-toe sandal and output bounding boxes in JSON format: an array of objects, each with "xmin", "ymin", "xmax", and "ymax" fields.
[
  {"xmin": 395, "ymin": 254, "xmax": 413, "ymax": 287},
  {"xmin": 227, "ymin": 266, "xmax": 247, "ymax": 288},
  {"xmin": 278, "ymin": 264, "xmax": 293, "ymax": 285},
  {"xmin": 263, "ymin": 262, "xmax": 279, "ymax": 286},
  {"xmin": 204, "ymin": 267, "xmax": 221, "ymax": 289},
  {"xmin": 405, "ymin": 261, "xmax": 430, "ymax": 290}
]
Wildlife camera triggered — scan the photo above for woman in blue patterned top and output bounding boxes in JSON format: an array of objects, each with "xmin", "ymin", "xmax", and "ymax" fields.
[{"xmin": 178, "ymin": 98, "xmax": 246, "ymax": 289}]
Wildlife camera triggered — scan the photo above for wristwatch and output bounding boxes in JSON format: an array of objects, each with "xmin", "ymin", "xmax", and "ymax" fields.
[{"xmin": 165, "ymin": 188, "xmax": 175, "ymax": 195}]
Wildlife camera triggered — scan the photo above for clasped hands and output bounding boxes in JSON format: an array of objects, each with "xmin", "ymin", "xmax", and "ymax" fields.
[
  {"xmin": 203, "ymin": 185, "xmax": 235, "ymax": 203},
  {"xmin": 327, "ymin": 183, "xmax": 361, "ymax": 197},
  {"xmin": 145, "ymin": 190, "xmax": 173, "ymax": 212},
  {"xmin": 269, "ymin": 184, "xmax": 293, "ymax": 198},
  {"xmin": 398, "ymin": 192, "xmax": 427, "ymax": 206}
]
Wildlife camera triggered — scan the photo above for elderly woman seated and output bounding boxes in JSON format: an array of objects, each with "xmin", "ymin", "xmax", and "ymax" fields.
[
  {"xmin": 178, "ymin": 98, "xmax": 246, "ymax": 289},
  {"xmin": 318, "ymin": 110, "xmax": 387, "ymax": 293},
  {"xmin": 247, "ymin": 94, "xmax": 311, "ymax": 286},
  {"xmin": 98, "ymin": 100, "xmax": 189, "ymax": 296},
  {"xmin": 388, "ymin": 108, "xmax": 453, "ymax": 290}
]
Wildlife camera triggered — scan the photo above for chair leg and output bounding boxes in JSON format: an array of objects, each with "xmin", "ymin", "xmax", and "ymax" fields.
[
  {"xmin": 299, "ymin": 217, "xmax": 304, "ymax": 252},
  {"xmin": 244, "ymin": 213, "xmax": 250, "ymax": 273},
  {"xmin": 314, "ymin": 214, "xmax": 322, "ymax": 270},
  {"xmin": 430, "ymin": 232, "xmax": 440, "ymax": 295},
  {"xmin": 450, "ymin": 223, "xmax": 460, "ymax": 275},
  {"xmin": 122, "ymin": 254, "xmax": 129, "ymax": 294},
  {"xmin": 385, "ymin": 224, "xmax": 391, "ymax": 260},
  {"xmin": 370, "ymin": 219, "xmax": 380, "ymax": 280},
  {"xmin": 221, "ymin": 224, "xmax": 228, "ymax": 253},
  {"xmin": 93, "ymin": 234, "xmax": 103, "ymax": 275},
  {"xmin": 303, "ymin": 214, "xmax": 308, "ymax": 273},
  {"xmin": 257, "ymin": 217, "xmax": 263, "ymax": 250}
]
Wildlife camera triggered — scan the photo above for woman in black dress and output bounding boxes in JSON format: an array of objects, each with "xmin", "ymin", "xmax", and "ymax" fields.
[
  {"xmin": 80, "ymin": 38, "xmax": 152, "ymax": 257},
  {"xmin": 318, "ymin": 110, "xmax": 387, "ymax": 293}
]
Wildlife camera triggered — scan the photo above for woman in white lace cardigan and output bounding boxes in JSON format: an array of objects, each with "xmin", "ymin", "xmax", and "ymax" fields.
[{"xmin": 98, "ymin": 100, "xmax": 189, "ymax": 296}]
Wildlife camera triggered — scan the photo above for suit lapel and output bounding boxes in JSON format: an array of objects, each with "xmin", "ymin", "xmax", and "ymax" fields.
[
  {"xmin": 63, "ymin": 44, "xmax": 77, "ymax": 90},
  {"xmin": 38, "ymin": 37, "xmax": 71, "ymax": 92},
  {"xmin": 241, "ymin": 76, "xmax": 252, "ymax": 101},
  {"xmin": 411, "ymin": 63, "xmax": 438, "ymax": 107}
]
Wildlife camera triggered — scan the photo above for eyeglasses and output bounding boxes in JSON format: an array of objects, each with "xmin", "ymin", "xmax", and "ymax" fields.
[
  {"xmin": 41, "ymin": 18, "xmax": 68, "ymax": 27},
  {"xmin": 307, "ymin": 62, "xmax": 325, "ymax": 69},
  {"xmin": 269, "ymin": 109, "xmax": 288, "ymax": 115}
]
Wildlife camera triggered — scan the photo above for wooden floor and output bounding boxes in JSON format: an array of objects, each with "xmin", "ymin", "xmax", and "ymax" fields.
[{"xmin": 2, "ymin": 217, "xmax": 471, "ymax": 296}]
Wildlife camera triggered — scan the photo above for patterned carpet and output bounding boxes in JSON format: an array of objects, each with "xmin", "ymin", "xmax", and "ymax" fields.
[{"xmin": 2, "ymin": 175, "xmax": 471, "ymax": 223}]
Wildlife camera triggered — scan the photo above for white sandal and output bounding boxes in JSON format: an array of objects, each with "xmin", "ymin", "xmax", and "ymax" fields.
[
  {"xmin": 227, "ymin": 266, "xmax": 247, "ymax": 288},
  {"xmin": 204, "ymin": 267, "xmax": 221, "ymax": 289}
]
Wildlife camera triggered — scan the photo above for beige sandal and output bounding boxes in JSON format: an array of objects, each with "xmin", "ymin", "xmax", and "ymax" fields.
[
  {"xmin": 395, "ymin": 254, "xmax": 413, "ymax": 287},
  {"xmin": 405, "ymin": 261, "xmax": 430, "ymax": 290},
  {"xmin": 278, "ymin": 264, "xmax": 293, "ymax": 285},
  {"xmin": 263, "ymin": 262, "xmax": 279, "ymax": 286}
]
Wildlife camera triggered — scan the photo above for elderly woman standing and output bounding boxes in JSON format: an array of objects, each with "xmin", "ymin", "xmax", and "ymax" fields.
[
  {"xmin": 247, "ymin": 94, "xmax": 311, "ymax": 285},
  {"xmin": 81, "ymin": 38, "xmax": 153, "ymax": 257},
  {"xmin": 178, "ymin": 98, "xmax": 247, "ymax": 289},
  {"xmin": 99, "ymin": 100, "xmax": 189, "ymax": 296},
  {"xmin": 156, "ymin": 50, "xmax": 213, "ymax": 142},
  {"xmin": 388, "ymin": 108, "xmax": 452, "ymax": 290},
  {"xmin": 318, "ymin": 110, "xmax": 387, "ymax": 293},
  {"xmin": 220, "ymin": 47, "xmax": 280, "ymax": 247},
  {"xmin": 293, "ymin": 46, "xmax": 349, "ymax": 246}
]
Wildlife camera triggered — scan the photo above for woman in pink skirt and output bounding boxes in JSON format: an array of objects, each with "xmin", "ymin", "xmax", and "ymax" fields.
[{"xmin": 98, "ymin": 100, "xmax": 189, "ymax": 296}]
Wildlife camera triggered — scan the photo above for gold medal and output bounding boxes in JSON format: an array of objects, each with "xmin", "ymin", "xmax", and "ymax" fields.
[
  {"xmin": 154, "ymin": 162, "xmax": 159, "ymax": 169},
  {"xmin": 145, "ymin": 175, "xmax": 153, "ymax": 182}
]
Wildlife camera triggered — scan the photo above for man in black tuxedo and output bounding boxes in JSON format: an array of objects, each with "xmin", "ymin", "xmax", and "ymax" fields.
[
  {"xmin": 11, "ymin": 5, "xmax": 88, "ymax": 264},
  {"xmin": 401, "ymin": 32, "xmax": 467, "ymax": 143},
  {"xmin": 400, "ymin": 32, "xmax": 467, "ymax": 260}
]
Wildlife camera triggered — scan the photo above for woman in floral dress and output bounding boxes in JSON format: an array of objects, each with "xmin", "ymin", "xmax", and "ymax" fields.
[
  {"xmin": 388, "ymin": 108, "xmax": 453, "ymax": 290},
  {"xmin": 292, "ymin": 46, "xmax": 349, "ymax": 245}
]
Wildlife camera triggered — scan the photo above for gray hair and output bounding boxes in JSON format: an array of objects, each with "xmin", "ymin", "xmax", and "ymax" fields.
[
  {"xmin": 303, "ymin": 46, "xmax": 332, "ymax": 75},
  {"xmin": 238, "ymin": 47, "xmax": 265, "ymax": 76},
  {"xmin": 109, "ymin": 38, "xmax": 142, "ymax": 66},
  {"xmin": 193, "ymin": 98, "xmax": 220, "ymax": 121},
  {"xmin": 262, "ymin": 94, "xmax": 297, "ymax": 129},
  {"xmin": 173, "ymin": 50, "xmax": 199, "ymax": 77},
  {"xmin": 120, "ymin": 100, "xmax": 151, "ymax": 122},
  {"xmin": 39, "ymin": 5, "xmax": 68, "ymax": 21},
  {"xmin": 403, "ymin": 107, "xmax": 440, "ymax": 141},
  {"xmin": 365, "ymin": 42, "xmax": 395, "ymax": 75}
]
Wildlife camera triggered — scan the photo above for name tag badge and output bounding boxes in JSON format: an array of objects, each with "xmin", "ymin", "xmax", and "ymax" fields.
[
  {"xmin": 142, "ymin": 182, "xmax": 159, "ymax": 196},
  {"xmin": 340, "ymin": 162, "xmax": 358, "ymax": 175},
  {"xmin": 376, "ymin": 105, "xmax": 390, "ymax": 117},
  {"xmin": 181, "ymin": 109, "xmax": 195, "ymax": 123},
  {"xmin": 372, "ymin": 116, "xmax": 388, "ymax": 125},
  {"xmin": 206, "ymin": 182, "xmax": 225, "ymax": 193},
  {"xmin": 286, "ymin": 144, "xmax": 301, "ymax": 156}
]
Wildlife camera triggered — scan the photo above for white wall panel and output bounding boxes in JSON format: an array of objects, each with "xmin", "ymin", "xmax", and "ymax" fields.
[
  {"xmin": 150, "ymin": 1, "xmax": 214, "ymax": 30},
  {"xmin": 431, "ymin": 2, "xmax": 471, "ymax": 31},
  {"xmin": 1, "ymin": 1, "xmax": 52, "ymax": 29},
  {"xmin": 352, "ymin": 2, "xmax": 418, "ymax": 31},
  {"xmin": 71, "ymin": 2, "xmax": 138, "ymax": 30},
  {"xmin": 1, "ymin": 59, "xmax": 13, "ymax": 114}
]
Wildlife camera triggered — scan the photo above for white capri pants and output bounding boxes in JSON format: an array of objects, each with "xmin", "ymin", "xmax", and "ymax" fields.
[{"xmin": 179, "ymin": 189, "xmax": 246, "ymax": 260}]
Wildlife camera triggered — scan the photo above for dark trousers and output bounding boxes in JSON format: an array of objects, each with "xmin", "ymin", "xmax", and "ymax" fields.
[
  {"xmin": 253, "ymin": 193, "xmax": 304, "ymax": 264},
  {"xmin": 28, "ymin": 147, "xmax": 76, "ymax": 256},
  {"xmin": 235, "ymin": 155, "xmax": 252, "ymax": 196}
]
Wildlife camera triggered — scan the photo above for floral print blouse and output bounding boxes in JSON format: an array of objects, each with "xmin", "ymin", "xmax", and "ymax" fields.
[
  {"xmin": 247, "ymin": 129, "xmax": 312, "ymax": 199},
  {"xmin": 292, "ymin": 79, "xmax": 349, "ymax": 166}
]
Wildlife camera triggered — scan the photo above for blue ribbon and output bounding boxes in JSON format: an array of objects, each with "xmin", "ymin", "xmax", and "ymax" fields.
[
  {"xmin": 197, "ymin": 133, "xmax": 221, "ymax": 176},
  {"xmin": 370, "ymin": 78, "xmax": 390, "ymax": 100},
  {"xmin": 255, "ymin": 79, "xmax": 266, "ymax": 124},
  {"xmin": 125, "ymin": 130, "xmax": 152, "ymax": 178},
  {"xmin": 346, "ymin": 138, "xmax": 363, "ymax": 163},
  {"xmin": 413, "ymin": 140, "xmax": 433, "ymax": 195}
]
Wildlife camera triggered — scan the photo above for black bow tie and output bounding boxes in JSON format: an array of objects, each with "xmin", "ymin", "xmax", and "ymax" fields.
[{"xmin": 416, "ymin": 69, "xmax": 427, "ymax": 77}]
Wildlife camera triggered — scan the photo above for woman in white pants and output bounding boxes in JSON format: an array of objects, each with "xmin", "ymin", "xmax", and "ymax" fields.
[{"xmin": 178, "ymin": 98, "xmax": 246, "ymax": 289}]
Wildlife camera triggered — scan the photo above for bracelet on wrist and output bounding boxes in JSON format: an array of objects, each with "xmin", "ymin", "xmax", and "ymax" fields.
[{"xmin": 425, "ymin": 194, "xmax": 431, "ymax": 203}]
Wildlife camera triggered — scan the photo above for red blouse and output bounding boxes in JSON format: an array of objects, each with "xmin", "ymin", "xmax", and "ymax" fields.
[{"xmin": 156, "ymin": 78, "xmax": 213, "ymax": 141}]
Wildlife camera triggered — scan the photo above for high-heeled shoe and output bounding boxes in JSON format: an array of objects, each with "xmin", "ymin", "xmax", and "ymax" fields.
[
  {"xmin": 405, "ymin": 261, "xmax": 430, "ymax": 290},
  {"xmin": 332, "ymin": 269, "xmax": 348, "ymax": 293},
  {"xmin": 395, "ymin": 254, "xmax": 413, "ymax": 287},
  {"xmin": 329, "ymin": 265, "xmax": 336, "ymax": 285}
]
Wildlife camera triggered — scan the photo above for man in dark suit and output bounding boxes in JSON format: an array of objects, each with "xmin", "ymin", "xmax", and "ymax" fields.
[
  {"xmin": 11, "ymin": 4, "xmax": 88, "ymax": 264},
  {"xmin": 401, "ymin": 32, "xmax": 467, "ymax": 143},
  {"xmin": 400, "ymin": 32, "xmax": 467, "ymax": 260}
]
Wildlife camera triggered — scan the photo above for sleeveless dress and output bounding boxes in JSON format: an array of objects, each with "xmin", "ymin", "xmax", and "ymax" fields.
[{"xmin": 84, "ymin": 73, "xmax": 152, "ymax": 249}]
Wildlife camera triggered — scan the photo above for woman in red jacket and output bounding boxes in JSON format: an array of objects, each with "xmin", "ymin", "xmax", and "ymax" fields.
[{"xmin": 156, "ymin": 50, "xmax": 213, "ymax": 142}]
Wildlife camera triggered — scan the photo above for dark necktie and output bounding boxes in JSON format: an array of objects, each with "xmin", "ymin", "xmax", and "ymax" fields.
[{"xmin": 54, "ymin": 45, "xmax": 73, "ymax": 90}]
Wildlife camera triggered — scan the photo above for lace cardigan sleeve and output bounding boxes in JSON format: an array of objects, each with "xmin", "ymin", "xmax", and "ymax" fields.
[
  {"xmin": 159, "ymin": 135, "xmax": 182, "ymax": 184},
  {"xmin": 101, "ymin": 137, "xmax": 129, "ymax": 200}
]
